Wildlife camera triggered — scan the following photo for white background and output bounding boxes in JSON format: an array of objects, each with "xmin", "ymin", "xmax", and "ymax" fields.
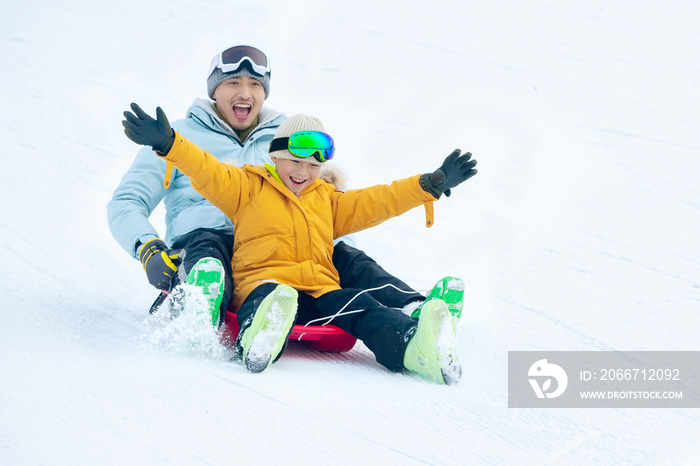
[{"xmin": 1, "ymin": 0, "xmax": 699, "ymax": 464}]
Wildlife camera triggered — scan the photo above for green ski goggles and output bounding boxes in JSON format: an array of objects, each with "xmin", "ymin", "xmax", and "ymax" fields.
[{"xmin": 269, "ymin": 131, "xmax": 335, "ymax": 162}]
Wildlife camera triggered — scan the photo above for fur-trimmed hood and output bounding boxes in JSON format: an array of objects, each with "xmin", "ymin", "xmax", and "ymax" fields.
[{"xmin": 319, "ymin": 163, "xmax": 347, "ymax": 191}]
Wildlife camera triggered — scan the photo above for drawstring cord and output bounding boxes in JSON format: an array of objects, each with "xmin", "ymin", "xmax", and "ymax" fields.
[{"xmin": 302, "ymin": 283, "xmax": 424, "ymax": 328}]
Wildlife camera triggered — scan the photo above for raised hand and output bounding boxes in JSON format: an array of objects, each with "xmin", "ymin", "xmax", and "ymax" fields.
[
  {"xmin": 420, "ymin": 149, "xmax": 478, "ymax": 198},
  {"xmin": 122, "ymin": 103, "xmax": 175, "ymax": 155}
]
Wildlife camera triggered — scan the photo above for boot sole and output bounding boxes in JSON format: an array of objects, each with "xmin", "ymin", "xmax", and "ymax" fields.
[
  {"xmin": 406, "ymin": 299, "xmax": 461, "ymax": 385},
  {"xmin": 185, "ymin": 258, "xmax": 225, "ymax": 326},
  {"xmin": 243, "ymin": 285, "xmax": 298, "ymax": 373}
]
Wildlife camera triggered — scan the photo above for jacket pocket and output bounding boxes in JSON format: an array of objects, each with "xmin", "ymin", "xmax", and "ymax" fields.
[{"xmin": 240, "ymin": 236, "xmax": 280, "ymax": 266}]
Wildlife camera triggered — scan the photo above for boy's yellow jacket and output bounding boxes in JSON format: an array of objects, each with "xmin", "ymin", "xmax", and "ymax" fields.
[{"xmin": 164, "ymin": 132, "xmax": 438, "ymax": 311}]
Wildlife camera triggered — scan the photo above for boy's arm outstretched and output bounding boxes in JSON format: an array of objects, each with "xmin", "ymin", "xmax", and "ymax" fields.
[
  {"xmin": 332, "ymin": 150, "xmax": 477, "ymax": 237},
  {"xmin": 122, "ymin": 103, "xmax": 253, "ymax": 217},
  {"xmin": 331, "ymin": 175, "xmax": 435, "ymax": 237}
]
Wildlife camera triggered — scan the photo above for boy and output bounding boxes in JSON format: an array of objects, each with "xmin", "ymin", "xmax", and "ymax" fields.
[{"xmin": 122, "ymin": 104, "xmax": 477, "ymax": 385}]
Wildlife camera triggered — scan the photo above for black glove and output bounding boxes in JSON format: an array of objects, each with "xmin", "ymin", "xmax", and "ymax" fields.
[
  {"xmin": 138, "ymin": 238, "xmax": 183, "ymax": 291},
  {"xmin": 122, "ymin": 103, "xmax": 175, "ymax": 156},
  {"xmin": 420, "ymin": 149, "xmax": 478, "ymax": 198}
]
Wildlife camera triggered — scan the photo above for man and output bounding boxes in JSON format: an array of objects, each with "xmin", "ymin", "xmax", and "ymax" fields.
[{"xmin": 108, "ymin": 45, "xmax": 463, "ymax": 325}]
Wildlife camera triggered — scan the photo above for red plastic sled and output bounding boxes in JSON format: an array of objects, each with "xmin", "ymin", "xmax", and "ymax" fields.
[{"xmin": 220, "ymin": 310, "xmax": 357, "ymax": 353}]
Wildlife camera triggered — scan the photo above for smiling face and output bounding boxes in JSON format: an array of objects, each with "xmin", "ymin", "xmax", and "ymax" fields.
[
  {"xmin": 212, "ymin": 75, "xmax": 266, "ymax": 131},
  {"xmin": 271, "ymin": 157, "xmax": 322, "ymax": 194}
]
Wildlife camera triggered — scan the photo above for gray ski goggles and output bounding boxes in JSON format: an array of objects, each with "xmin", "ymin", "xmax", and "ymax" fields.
[{"xmin": 207, "ymin": 45, "xmax": 271, "ymax": 78}]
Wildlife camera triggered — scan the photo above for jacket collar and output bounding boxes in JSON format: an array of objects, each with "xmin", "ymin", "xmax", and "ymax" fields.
[
  {"xmin": 264, "ymin": 163, "xmax": 283, "ymax": 184},
  {"xmin": 251, "ymin": 164, "xmax": 324, "ymax": 199},
  {"xmin": 186, "ymin": 98, "xmax": 286, "ymax": 143}
]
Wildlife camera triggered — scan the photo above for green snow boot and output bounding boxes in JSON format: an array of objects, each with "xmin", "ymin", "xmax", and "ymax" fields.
[
  {"xmin": 185, "ymin": 258, "xmax": 225, "ymax": 327},
  {"xmin": 239, "ymin": 285, "xmax": 298, "ymax": 374},
  {"xmin": 404, "ymin": 298, "xmax": 461, "ymax": 385},
  {"xmin": 411, "ymin": 276, "xmax": 465, "ymax": 320}
]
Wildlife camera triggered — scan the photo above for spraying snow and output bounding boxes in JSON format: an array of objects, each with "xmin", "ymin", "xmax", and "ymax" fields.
[{"xmin": 140, "ymin": 284, "xmax": 232, "ymax": 360}]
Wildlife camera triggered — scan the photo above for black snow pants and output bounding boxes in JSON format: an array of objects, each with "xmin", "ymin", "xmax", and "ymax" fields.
[
  {"xmin": 332, "ymin": 241, "xmax": 424, "ymax": 308},
  {"xmin": 237, "ymin": 282, "xmax": 419, "ymax": 372}
]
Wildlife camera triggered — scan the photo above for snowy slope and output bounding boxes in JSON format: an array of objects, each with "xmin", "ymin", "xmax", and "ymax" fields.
[{"xmin": 2, "ymin": 0, "xmax": 699, "ymax": 464}]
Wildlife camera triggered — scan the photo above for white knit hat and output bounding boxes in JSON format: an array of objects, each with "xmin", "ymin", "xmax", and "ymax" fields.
[{"xmin": 269, "ymin": 114, "xmax": 329, "ymax": 162}]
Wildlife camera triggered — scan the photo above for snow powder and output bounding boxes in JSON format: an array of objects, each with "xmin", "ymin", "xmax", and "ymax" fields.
[{"xmin": 138, "ymin": 284, "xmax": 231, "ymax": 360}]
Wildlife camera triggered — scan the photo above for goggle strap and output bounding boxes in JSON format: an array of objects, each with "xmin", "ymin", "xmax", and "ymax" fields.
[{"xmin": 269, "ymin": 137, "xmax": 289, "ymax": 153}]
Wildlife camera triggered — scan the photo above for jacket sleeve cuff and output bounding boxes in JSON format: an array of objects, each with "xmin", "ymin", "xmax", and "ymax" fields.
[
  {"xmin": 162, "ymin": 130, "xmax": 185, "ymax": 162},
  {"xmin": 415, "ymin": 175, "xmax": 438, "ymax": 228},
  {"xmin": 419, "ymin": 173, "xmax": 442, "ymax": 199}
]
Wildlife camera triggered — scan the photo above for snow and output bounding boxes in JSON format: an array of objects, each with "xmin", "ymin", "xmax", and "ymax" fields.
[
  {"xmin": 140, "ymin": 285, "xmax": 229, "ymax": 360},
  {"xmin": 2, "ymin": 0, "xmax": 700, "ymax": 464},
  {"xmin": 247, "ymin": 301, "xmax": 288, "ymax": 362},
  {"xmin": 447, "ymin": 279, "xmax": 465, "ymax": 291},
  {"xmin": 197, "ymin": 259, "xmax": 224, "ymax": 273},
  {"xmin": 207, "ymin": 281, "xmax": 220, "ymax": 296}
]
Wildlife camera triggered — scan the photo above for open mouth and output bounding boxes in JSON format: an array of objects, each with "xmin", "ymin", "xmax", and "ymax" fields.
[
  {"xmin": 232, "ymin": 103, "xmax": 252, "ymax": 120},
  {"xmin": 290, "ymin": 176, "xmax": 306, "ymax": 186}
]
